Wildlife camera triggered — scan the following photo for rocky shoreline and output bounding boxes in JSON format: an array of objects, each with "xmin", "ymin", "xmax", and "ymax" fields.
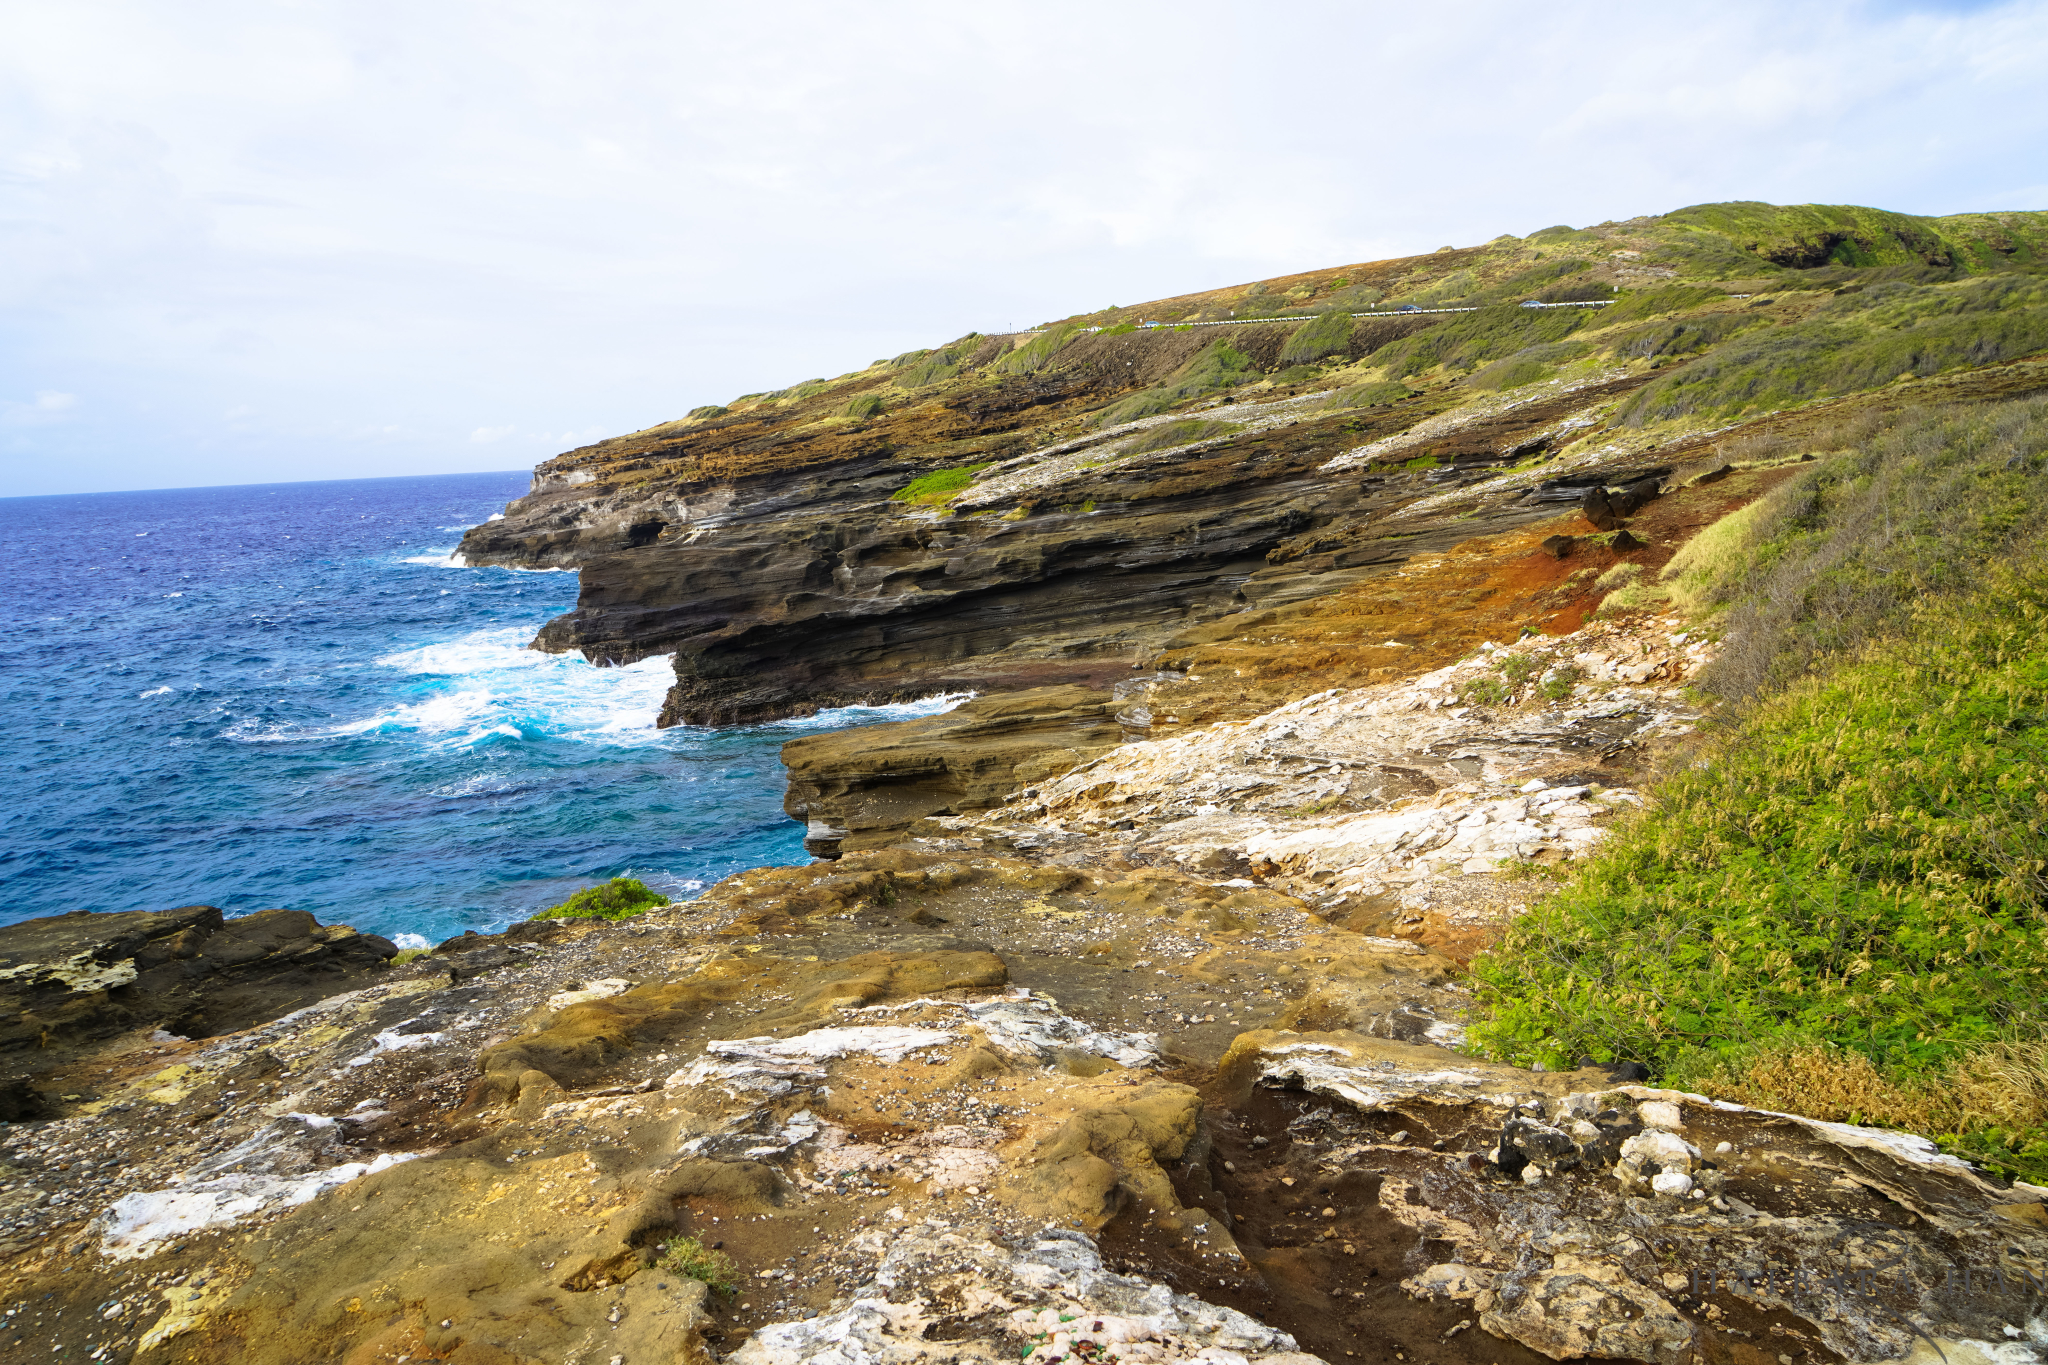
[
  {"xmin": 14, "ymin": 209, "xmax": 2048, "ymax": 1362},
  {"xmin": 7, "ymin": 564, "xmax": 2048, "ymax": 1362}
]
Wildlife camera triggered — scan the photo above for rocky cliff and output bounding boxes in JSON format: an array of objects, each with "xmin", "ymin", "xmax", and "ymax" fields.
[
  {"xmin": 460, "ymin": 200, "xmax": 2048, "ymax": 727},
  {"xmin": 7, "ymin": 202, "xmax": 2048, "ymax": 1365}
]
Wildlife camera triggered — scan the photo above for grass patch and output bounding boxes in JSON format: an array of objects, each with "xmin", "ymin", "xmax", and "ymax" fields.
[
  {"xmin": 656, "ymin": 1235, "xmax": 738, "ymax": 1295},
  {"xmin": 532, "ymin": 877, "xmax": 671, "ymax": 922},
  {"xmin": 1470, "ymin": 557, "xmax": 2048, "ymax": 1179},
  {"xmin": 1366, "ymin": 306, "xmax": 1594, "ymax": 380},
  {"xmin": 1123, "ymin": 419, "xmax": 1239, "ymax": 455},
  {"xmin": 686, "ymin": 404, "xmax": 728, "ymax": 420},
  {"xmin": 1402, "ymin": 454, "xmax": 1440, "ymax": 470},
  {"xmin": 892, "ymin": 463, "xmax": 992, "ymax": 505},
  {"xmin": 390, "ymin": 947, "xmax": 432, "ymax": 965},
  {"xmin": 842, "ymin": 394, "xmax": 887, "ymax": 419},
  {"xmin": 1324, "ymin": 381, "xmax": 1413, "ymax": 410},
  {"xmin": 1598, "ymin": 284, "xmax": 1730, "ymax": 325}
]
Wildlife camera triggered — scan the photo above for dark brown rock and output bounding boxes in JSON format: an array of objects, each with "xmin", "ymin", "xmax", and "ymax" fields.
[
  {"xmin": 1539, "ymin": 534, "xmax": 1577, "ymax": 559},
  {"xmin": 782, "ymin": 684, "xmax": 1122, "ymax": 856},
  {"xmin": 0, "ymin": 904, "xmax": 397, "ymax": 1055}
]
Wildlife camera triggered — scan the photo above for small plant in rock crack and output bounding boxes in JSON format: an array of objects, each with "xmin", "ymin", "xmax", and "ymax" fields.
[
  {"xmin": 656, "ymin": 1235, "xmax": 738, "ymax": 1295},
  {"xmin": 1461, "ymin": 674, "xmax": 1510, "ymax": 706},
  {"xmin": 1538, "ymin": 662, "xmax": 1584, "ymax": 702}
]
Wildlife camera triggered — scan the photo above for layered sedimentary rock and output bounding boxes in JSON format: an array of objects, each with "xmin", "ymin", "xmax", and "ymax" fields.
[
  {"xmin": 0, "ymin": 906, "xmax": 397, "ymax": 1058},
  {"xmin": 783, "ymin": 685, "xmax": 1123, "ymax": 856}
]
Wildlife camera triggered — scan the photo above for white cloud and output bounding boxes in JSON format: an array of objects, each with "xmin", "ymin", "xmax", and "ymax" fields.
[
  {"xmin": 0, "ymin": 0, "xmax": 2043, "ymax": 493},
  {"xmin": 2, "ymin": 390, "xmax": 78, "ymax": 425}
]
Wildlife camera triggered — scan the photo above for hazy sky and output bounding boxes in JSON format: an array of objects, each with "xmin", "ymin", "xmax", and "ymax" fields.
[{"xmin": 4, "ymin": 0, "xmax": 2044, "ymax": 496}]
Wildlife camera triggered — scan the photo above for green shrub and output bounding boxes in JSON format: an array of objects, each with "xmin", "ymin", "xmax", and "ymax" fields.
[
  {"xmin": 843, "ymin": 394, "xmax": 887, "ymax": 420},
  {"xmin": 1277, "ymin": 310, "xmax": 1355, "ymax": 366},
  {"xmin": 390, "ymin": 947, "xmax": 432, "ymax": 965},
  {"xmin": 1269, "ymin": 365, "xmax": 1320, "ymax": 385},
  {"xmin": 686, "ymin": 404, "xmax": 728, "ymax": 420},
  {"xmin": 1095, "ymin": 340, "xmax": 1258, "ymax": 426},
  {"xmin": 1402, "ymin": 454, "xmax": 1440, "ymax": 470},
  {"xmin": 1098, "ymin": 322, "xmax": 1137, "ymax": 337},
  {"xmin": 533, "ymin": 877, "xmax": 671, "ymax": 922},
  {"xmin": 1123, "ymin": 419, "xmax": 1239, "ymax": 455},
  {"xmin": 892, "ymin": 463, "xmax": 992, "ymax": 505},
  {"xmin": 1471, "ymin": 559, "xmax": 2048, "ymax": 1176},
  {"xmin": 657, "ymin": 1235, "xmax": 738, "ymax": 1295},
  {"xmin": 1324, "ymin": 381, "xmax": 1413, "ymax": 410}
]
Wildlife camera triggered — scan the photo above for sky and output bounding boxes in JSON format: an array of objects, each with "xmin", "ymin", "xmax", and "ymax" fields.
[{"xmin": 3, "ymin": 0, "xmax": 2045, "ymax": 496}]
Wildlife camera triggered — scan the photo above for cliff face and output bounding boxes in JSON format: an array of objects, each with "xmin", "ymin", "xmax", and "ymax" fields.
[{"xmin": 462, "ymin": 200, "xmax": 2048, "ymax": 726}]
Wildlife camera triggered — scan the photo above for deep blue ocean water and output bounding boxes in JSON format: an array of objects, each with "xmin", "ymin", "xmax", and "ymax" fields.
[{"xmin": 0, "ymin": 471, "xmax": 959, "ymax": 945}]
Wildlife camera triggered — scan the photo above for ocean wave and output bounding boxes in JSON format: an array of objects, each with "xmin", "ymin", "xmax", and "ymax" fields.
[
  {"xmin": 399, "ymin": 548, "xmax": 467, "ymax": 568},
  {"xmin": 319, "ymin": 628, "xmax": 678, "ymax": 748},
  {"xmin": 768, "ymin": 692, "xmax": 977, "ymax": 731},
  {"xmin": 139, "ymin": 685, "xmax": 173, "ymax": 698}
]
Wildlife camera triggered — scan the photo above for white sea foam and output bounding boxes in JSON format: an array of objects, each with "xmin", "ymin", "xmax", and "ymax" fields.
[
  {"xmin": 320, "ymin": 626, "xmax": 678, "ymax": 748},
  {"xmin": 392, "ymin": 933, "xmax": 432, "ymax": 950},
  {"xmin": 399, "ymin": 547, "xmax": 468, "ymax": 568},
  {"xmin": 139, "ymin": 686, "xmax": 172, "ymax": 698},
  {"xmin": 769, "ymin": 692, "xmax": 976, "ymax": 731}
]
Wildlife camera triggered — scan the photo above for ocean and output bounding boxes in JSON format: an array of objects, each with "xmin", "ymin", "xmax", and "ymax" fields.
[{"xmin": 0, "ymin": 471, "xmax": 961, "ymax": 946}]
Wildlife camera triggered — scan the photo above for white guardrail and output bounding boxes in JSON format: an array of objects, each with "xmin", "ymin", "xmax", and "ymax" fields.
[{"xmin": 1054, "ymin": 298, "xmax": 1614, "ymax": 334}]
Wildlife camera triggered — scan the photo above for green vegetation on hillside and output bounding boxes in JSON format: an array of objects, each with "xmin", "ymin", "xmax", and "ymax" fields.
[
  {"xmin": 1366, "ymin": 305, "xmax": 1593, "ymax": 379},
  {"xmin": 1324, "ymin": 381, "xmax": 1413, "ymax": 409},
  {"xmin": 1095, "ymin": 340, "xmax": 1259, "ymax": 426},
  {"xmin": 1621, "ymin": 275, "xmax": 2048, "ymax": 426},
  {"xmin": 1472, "ymin": 396, "xmax": 2048, "ymax": 1180},
  {"xmin": 533, "ymin": 877, "xmax": 671, "ymax": 922},
  {"xmin": 892, "ymin": 463, "xmax": 992, "ymax": 504},
  {"xmin": 1277, "ymin": 310, "xmax": 1355, "ymax": 366},
  {"xmin": 1685, "ymin": 398, "xmax": 2048, "ymax": 698}
]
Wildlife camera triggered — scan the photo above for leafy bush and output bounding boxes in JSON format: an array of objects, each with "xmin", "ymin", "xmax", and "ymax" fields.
[
  {"xmin": 892, "ymin": 463, "xmax": 992, "ymax": 505},
  {"xmin": 657, "ymin": 1235, "xmax": 738, "ymax": 1294},
  {"xmin": 1324, "ymin": 381, "xmax": 1413, "ymax": 410},
  {"xmin": 1618, "ymin": 274, "xmax": 2048, "ymax": 425},
  {"xmin": 533, "ymin": 877, "xmax": 671, "ymax": 922},
  {"xmin": 1277, "ymin": 310, "xmax": 1355, "ymax": 366},
  {"xmin": 1471, "ymin": 557, "xmax": 2048, "ymax": 1179},
  {"xmin": 1094, "ymin": 340, "xmax": 1258, "ymax": 426},
  {"xmin": 1123, "ymin": 419, "xmax": 1239, "ymax": 455}
]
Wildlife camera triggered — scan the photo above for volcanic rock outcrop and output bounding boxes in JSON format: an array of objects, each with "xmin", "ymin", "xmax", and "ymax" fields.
[{"xmin": 14, "ymin": 202, "xmax": 2048, "ymax": 1364}]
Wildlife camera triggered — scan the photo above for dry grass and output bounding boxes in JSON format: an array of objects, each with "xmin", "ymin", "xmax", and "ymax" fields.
[{"xmin": 1677, "ymin": 1036, "xmax": 2048, "ymax": 1142}]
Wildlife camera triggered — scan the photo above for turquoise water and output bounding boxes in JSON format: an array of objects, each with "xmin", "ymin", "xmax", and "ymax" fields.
[{"xmin": 0, "ymin": 471, "xmax": 958, "ymax": 945}]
